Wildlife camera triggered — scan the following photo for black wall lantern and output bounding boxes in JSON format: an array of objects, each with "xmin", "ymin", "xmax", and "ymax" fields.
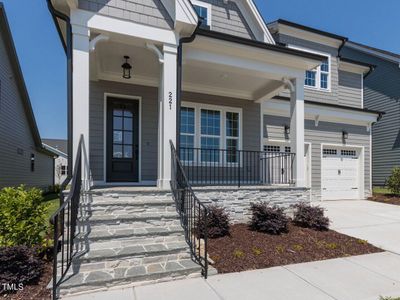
[
  {"xmin": 284, "ymin": 125, "xmax": 290, "ymax": 135},
  {"xmin": 121, "ymin": 56, "xmax": 132, "ymax": 79},
  {"xmin": 342, "ymin": 131, "xmax": 349, "ymax": 140}
]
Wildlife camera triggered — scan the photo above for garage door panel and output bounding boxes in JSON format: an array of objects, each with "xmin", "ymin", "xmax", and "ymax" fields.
[{"xmin": 322, "ymin": 147, "xmax": 360, "ymax": 200}]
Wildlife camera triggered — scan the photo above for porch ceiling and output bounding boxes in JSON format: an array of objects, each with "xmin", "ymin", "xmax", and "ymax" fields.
[{"xmin": 91, "ymin": 39, "xmax": 288, "ymax": 101}]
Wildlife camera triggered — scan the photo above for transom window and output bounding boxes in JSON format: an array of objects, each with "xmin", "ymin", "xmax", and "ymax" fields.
[{"xmin": 180, "ymin": 103, "xmax": 241, "ymax": 164}]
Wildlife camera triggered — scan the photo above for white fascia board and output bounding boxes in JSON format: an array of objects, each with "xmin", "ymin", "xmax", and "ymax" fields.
[
  {"xmin": 339, "ymin": 61, "xmax": 370, "ymax": 75},
  {"xmin": 71, "ymin": 9, "xmax": 179, "ymax": 45},
  {"xmin": 346, "ymin": 41, "xmax": 400, "ymax": 65},
  {"xmin": 264, "ymin": 99, "xmax": 379, "ymax": 126},
  {"xmin": 42, "ymin": 143, "xmax": 67, "ymax": 158},
  {"xmin": 274, "ymin": 24, "xmax": 342, "ymax": 49}
]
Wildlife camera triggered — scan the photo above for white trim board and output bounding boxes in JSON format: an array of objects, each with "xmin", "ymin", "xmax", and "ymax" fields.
[{"xmin": 103, "ymin": 93, "xmax": 142, "ymax": 183}]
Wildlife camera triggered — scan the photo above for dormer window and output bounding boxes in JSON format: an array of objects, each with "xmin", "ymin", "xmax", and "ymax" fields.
[{"xmin": 192, "ymin": 0, "xmax": 212, "ymax": 29}]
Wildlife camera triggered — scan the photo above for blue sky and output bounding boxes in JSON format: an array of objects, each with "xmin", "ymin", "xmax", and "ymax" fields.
[{"xmin": 2, "ymin": 0, "xmax": 399, "ymax": 139}]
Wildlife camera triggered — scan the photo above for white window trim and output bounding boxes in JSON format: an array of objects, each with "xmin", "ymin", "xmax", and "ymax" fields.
[
  {"xmin": 191, "ymin": 0, "xmax": 212, "ymax": 28},
  {"xmin": 181, "ymin": 101, "xmax": 242, "ymax": 166},
  {"xmin": 289, "ymin": 44, "xmax": 332, "ymax": 92}
]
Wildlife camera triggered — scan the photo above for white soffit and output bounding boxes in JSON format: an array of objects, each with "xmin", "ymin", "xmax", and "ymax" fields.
[{"xmin": 264, "ymin": 99, "xmax": 378, "ymax": 126}]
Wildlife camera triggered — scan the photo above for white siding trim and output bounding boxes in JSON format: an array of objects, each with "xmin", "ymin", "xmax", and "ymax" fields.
[{"xmin": 103, "ymin": 93, "xmax": 142, "ymax": 183}]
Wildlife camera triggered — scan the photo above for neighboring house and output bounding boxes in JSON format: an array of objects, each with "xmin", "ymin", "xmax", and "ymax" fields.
[
  {"xmin": 43, "ymin": 139, "xmax": 68, "ymax": 185},
  {"xmin": 47, "ymin": 0, "xmax": 384, "ymax": 295},
  {"xmin": 0, "ymin": 3, "xmax": 55, "ymax": 190},
  {"xmin": 341, "ymin": 42, "xmax": 400, "ymax": 186}
]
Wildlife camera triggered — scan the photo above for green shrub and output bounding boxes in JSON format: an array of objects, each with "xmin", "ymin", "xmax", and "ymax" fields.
[
  {"xmin": 0, "ymin": 246, "xmax": 43, "ymax": 291},
  {"xmin": 0, "ymin": 186, "xmax": 48, "ymax": 247},
  {"xmin": 387, "ymin": 167, "xmax": 400, "ymax": 195}
]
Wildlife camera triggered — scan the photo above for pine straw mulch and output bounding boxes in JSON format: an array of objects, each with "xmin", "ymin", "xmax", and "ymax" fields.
[
  {"xmin": 1, "ymin": 260, "xmax": 52, "ymax": 300},
  {"xmin": 208, "ymin": 223, "xmax": 382, "ymax": 274},
  {"xmin": 368, "ymin": 193, "xmax": 400, "ymax": 206}
]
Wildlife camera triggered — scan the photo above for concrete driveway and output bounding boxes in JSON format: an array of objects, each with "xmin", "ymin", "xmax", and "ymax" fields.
[{"xmin": 320, "ymin": 200, "xmax": 400, "ymax": 254}]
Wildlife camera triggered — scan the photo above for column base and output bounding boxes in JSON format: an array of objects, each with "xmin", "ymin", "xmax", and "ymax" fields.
[{"xmin": 157, "ymin": 179, "xmax": 171, "ymax": 190}]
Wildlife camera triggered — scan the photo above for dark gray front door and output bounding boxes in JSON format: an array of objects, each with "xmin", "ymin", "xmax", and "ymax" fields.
[{"xmin": 106, "ymin": 98, "xmax": 139, "ymax": 182}]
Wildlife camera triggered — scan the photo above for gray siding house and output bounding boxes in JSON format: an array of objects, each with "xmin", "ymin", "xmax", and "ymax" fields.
[
  {"xmin": 0, "ymin": 3, "xmax": 55, "ymax": 189},
  {"xmin": 341, "ymin": 42, "xmax": 400, "ymax": 186},
  {"xmin": 47, "ymin": 0, "xmax": 383, "ymax": 296}
]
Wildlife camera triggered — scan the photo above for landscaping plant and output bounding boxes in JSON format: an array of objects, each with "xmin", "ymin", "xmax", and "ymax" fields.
[
  {"xmin": 196, "ymin": 205, "xmax": 230, "ymax": 238},
  {"xmin": 292, "ymin": 202, "xmax": 330, "ymax": 231},
  {"xmin": 0, "ymin": 186, "xmax": 49, "ymax": 247},
  {"xmin": 387, "ymin": 167, "xmax": 400, "ymax": 195},
  {"xmin": 249, "ymin": 202, "xmax": 289, "ymax": 235},
  {"xmin": 0, "ymin": 246, "xmax": 43, "ymax": 291}
]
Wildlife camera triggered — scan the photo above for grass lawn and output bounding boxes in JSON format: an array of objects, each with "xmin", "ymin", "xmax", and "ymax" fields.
[
  {"xmin": 41, "ymin": 192, "xmax": 60, "ymax": 221},
  {"xmin": 373, "ymin": 187, "xmax": 391, "ymax": 195}
]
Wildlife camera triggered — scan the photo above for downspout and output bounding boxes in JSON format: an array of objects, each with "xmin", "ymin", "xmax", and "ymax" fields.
[
  {"xmin": 176, "ymin": 23, "xmax": 201, "ymax": 152},
  {"xmin": 46, "ymin": 0, "xmax": 73, "ymax": 188}
]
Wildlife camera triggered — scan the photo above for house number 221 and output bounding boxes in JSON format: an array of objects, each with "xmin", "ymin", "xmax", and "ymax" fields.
[{"xmin": 168, "ymin": 92, "xmax": 173, "ymax": 110}]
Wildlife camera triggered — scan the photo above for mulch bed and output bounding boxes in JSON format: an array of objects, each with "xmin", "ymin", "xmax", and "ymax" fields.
[
  {"xmin": 368, "ymin": 194, "xmax": 400, "ymax": 206},
  {"xmin": 208, "ymin": 223, "xmax": 382, "ymax": 274},
  {"xmin": 2, "ymin": 260, "xmax": 52, "ymax": 300}
]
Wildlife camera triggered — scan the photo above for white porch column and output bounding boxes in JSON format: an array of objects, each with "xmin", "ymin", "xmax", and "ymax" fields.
[
  {"xmin": 289, "ymin": 77, "xmax": 305, "ymax": 187},
  {"xmin": 157, "ymin": 44, "xmax": 178, "ymax": 189},
  {"xmin": 72, "ymin": 24, "xmax": 90, "ymax": 186}
]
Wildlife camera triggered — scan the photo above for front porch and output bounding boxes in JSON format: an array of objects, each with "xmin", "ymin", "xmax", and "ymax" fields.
[{"xmin": 71, "ymin": 26, "xmax": 322, "ymax": 190}]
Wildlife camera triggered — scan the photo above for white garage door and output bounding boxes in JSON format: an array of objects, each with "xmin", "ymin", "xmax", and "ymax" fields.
[{"xmin": 322, "ymin": 147, "xmax": 360, "ymax": 200}]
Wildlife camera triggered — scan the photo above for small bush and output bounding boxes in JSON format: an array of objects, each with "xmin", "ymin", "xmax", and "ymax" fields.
[
  {"xmin": 387, "ymin": 167, "xmax": 400, "ymax": 195},
  {"xmin": 249, "ymin": 202, "xmax": 289, "ymax": 235},
  {"xmin": 0, "ymin": 186, "xmax": 48, "ymax": 247},
  {"xmin": 292, "ymin": 202, "xmax": 330, "ymax": 231},
  {"xmin": 46, "ymin": 184, "xmax": 61, "ymax": 194},
  {"xmin": 196, "ymin": 205, "xmax": 230, "ymax": 239},
  {"xmin": 0, "ymin": 246, "xmax": 43, "ymax": 290}
]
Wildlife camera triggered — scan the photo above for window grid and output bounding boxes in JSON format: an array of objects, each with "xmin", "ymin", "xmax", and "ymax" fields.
[
  {"xmin": 285, "ymin": 146, "xmax": 291, "ymax": 153},
  {"xmin": 226, "ymin": 112, "xmax": 239, "ymax": 163},
  {"xmin": 341, "ymin": 150, "xmax": 357, "ymax": 157},
  {"xmin": 201, "ymin": 109, "xmax": 221, "ymax": 163},
  {"xmin": 265, "ymin": 145, "xmax": 281, "ymax": 152},
  {"xmin": 323, "ymin": 149, "xmax": 337, "ymax": 156},
  {"xmin": 180, "ymin": 107, "xmax": 195, "ymax": 161},
  {"xmin": 305, "ymin": 70, "xmax": 316, "ymax": 87}
]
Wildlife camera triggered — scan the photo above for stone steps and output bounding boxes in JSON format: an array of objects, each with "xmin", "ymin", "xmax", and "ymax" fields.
[
  {"xmin": 56, "ymin": 189, "xmax": 204, "ymax": 297},
  {"xmin": 58, "ymin": 258, "xmax": 201, "ymax": 296}
]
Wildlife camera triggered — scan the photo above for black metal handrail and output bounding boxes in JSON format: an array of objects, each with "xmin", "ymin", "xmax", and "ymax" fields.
[
  {"xmin": 50, "ymin": 135, "xmax": 85, "ymax": 300},
  {"xmin": 180, "ymin": 147, "xmax": 295, "ymax": 187},
  {"xmin": 170, "ymin": 141, "xmax": 209, "ymax": 278}
]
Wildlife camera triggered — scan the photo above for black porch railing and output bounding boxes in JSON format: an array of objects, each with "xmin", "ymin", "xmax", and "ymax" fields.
[
  {"xmin": 180, "ymin": 147, "xmax": 295, "ymax": 187},
  {"xmin": 50, "ymin": 135, "xmax": 85, "ymax": 300},
  {"xmin": 170, "ymin": 141, "xmax": 209, "ymax": 278}
]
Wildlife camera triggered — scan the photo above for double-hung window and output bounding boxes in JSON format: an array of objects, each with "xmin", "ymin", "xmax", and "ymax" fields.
[
  {"xmin": 290, "ymin": 45, "xmax": 331, "ymax": 91},
  {"xmin": 180, "ymin": 107, "xmax": 195, "ymax": 161},
  {"xmin": 226, "ymin": 112, "xmax": 239, "ymax": 163},
  {"xmin": 180, "ymin": 103, "xmax": 241, "ymax": 164},
  {"xmin": 200, "ymin": 109, "xmax": 221, "ymax": 163}
]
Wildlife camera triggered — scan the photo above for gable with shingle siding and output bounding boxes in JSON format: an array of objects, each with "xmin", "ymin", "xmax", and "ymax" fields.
[{"xmin": 78, "ymin": 0, "xmax": 174, "ymax": 29}]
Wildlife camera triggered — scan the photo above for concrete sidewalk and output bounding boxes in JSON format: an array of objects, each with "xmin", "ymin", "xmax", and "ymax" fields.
[
  {"xmin": 320, "ymin": 200, "xmax": 400, "ymax": 254},
  {"xmin": 64, "ymin": 251, "xmax": 400, "ymax": 300}
]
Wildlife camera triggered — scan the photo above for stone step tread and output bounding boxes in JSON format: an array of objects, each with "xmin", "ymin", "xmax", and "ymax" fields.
[
  {"xmin": 76, "ymin": 225, "xmax": 184, "ymax": 241},
  {"xmin": 58, "ymin": 259, "xmax": 202, "ymax": 290},
  {"xmin": 85, "ymin": 206, "xmax": 177, "ymax": 216},
  {"xmin": 78, "ymin": 212, "xmax": 180, "ymax": 223},
  {"xmin": 65, "ymin": 241, "xmax": 189, "ymax": 262},
  {"xmin": 78, "ymin": 235, "xmax": 187, "ymax": 250},
  {"xmin": 89, "ymin": 197, "xmax": 175, "ymax": 205}
]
